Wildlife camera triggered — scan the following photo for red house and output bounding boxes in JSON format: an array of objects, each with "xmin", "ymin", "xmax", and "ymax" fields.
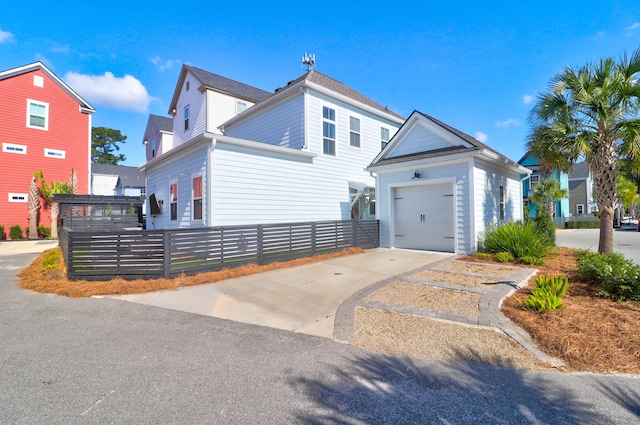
[{"xmin": 0, "ymin": 62, "xmax": 95, "ymax": 237}]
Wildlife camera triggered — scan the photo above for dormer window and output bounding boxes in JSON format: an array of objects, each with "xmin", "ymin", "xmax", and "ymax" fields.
[
  {"xmin": 236, "ymin": 101, "xmax": 247, "ymax": 114},
  {"xmin": 184, "ymin": 105, "xmax": 189, "ymax": 131}
]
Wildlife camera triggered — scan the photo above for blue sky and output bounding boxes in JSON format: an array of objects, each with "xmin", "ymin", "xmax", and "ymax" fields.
[{"xmin": 2, "ymin": 1, "xmax": 640, "ymax": 167}]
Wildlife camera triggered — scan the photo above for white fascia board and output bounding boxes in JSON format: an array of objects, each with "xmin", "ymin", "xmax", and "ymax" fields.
[
  {"xmin": 478, "ymin": 150, "xmax": 531, "ymax": 175},
  {"xmin": 141, "ymin": 132, "xmax": 216, "ymax": 171},
  {"xmin": 367, "ymin": 150, "xmax": 478, "ymax": 173},
  {"xmin": 215, "ymin": 135, "xmax": 317, "ymax": 159}
]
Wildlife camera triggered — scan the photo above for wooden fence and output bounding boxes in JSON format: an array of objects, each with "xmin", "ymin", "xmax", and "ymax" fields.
[{"xmin": 60, "ymin": 219, "xmax": 379, "ymax": 281}]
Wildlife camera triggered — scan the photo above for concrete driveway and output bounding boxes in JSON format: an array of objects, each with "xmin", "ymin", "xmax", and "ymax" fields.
[
  {"xmin": 108, "ymin": 248, "xmax": 452, "ymax": 337},
  {"xmin": 556, "ymin": 223, "xmax": 640, "ymax": 263}
]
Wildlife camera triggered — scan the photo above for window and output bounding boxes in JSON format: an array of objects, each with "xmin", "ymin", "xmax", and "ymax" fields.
[
  {"xmin": 27, "ymin": 99, "xmax": 48, "ymax": 130},
  {"xmin": 381, "ymin": 127, "xmax": 390, "ymax": 150},
  {"xmin": 499, "ymin": 185, "xmax": 505, "ymax": 221},
  {"xmin": 151, "ymin": 140, "xmax": 156, "ymax": 158},
  {"xmin": 2, "ymin": 143, "xmax": 27, "ymax": 154},
  {"xmin": 44, "ymin": 148, "xmax": 65, "ymax": 159},
  {"xmin": 529, "ymin": 174, "xmax": 540, "ymax": 189},
  {"xmin": 186, "ymin": 81, "xmax": 190, "ymax": 91},
  {"xmin": 184, "ymin": 106, "xmax": 190, "ymax": 131},
  {"xmin": 576, "ymin": 204, "xmax": 584, "ymax": 215},
  {"xmin": 8, "ymin": 193, "xmax": 27, "ymax": 202},
  {"xmin": 170, "ymin": 182, "xmax": 178, "ymax": 221},
  {"xmin": 322, "ymin": 106, "xmax": 336, "ymax": 156},
  {"xmin": 349, "ymin": 116, "xmax": 361, "ymax": 148},
  {"xmin": 33, "ymin": 75, "xmax": 44, "ymax": 87},
  {"xmin": 236, "ymin": 101, "xmax": 247, "ymax": 114},
  {"xmin": 192, "ymin": 175, "xmax": 203, "ymax": 221}
]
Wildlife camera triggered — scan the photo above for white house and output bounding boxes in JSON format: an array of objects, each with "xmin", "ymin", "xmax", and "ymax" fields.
[
  {"xmin": 368, "ymin": 111, "xmax": 530, "ymax": 254},
  {"xmin": 142, "ymin": 65, "xmax": 404, "ymax": 230},
  {"xmin": 142, "ymin": 114, "xmax": 174, "ymax": 162}
]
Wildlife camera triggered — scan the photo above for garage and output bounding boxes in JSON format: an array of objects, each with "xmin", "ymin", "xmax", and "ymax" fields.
[
  {"xmin": 393, "ymin": 183, "xmax": 455, "ymax": 252},
  {"xmin": 368, "ymin": 111, "xmax": 530, "ymax": 255}
]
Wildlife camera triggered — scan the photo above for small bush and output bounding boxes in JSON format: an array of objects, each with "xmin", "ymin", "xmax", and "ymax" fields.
[
  {"xmin": 577, "ymin": 251, "xmax": 640, "ymax": 301},
  {"xmin": 0, "ymin": 224, "xmax": 5, "ymax": 240},
  {"xmin": 474, "ymin": 252, "xmax": 493, "ymax": 260},
  {"xmin": 9, "ymin": 225, "xmax": 23, "ymax": 240},
  {"xmin": 534, "ymin": 207, "xmax": 556, "ymax": 245},
  {"xmin": 520, "ymin": 255, "xmax": 545, "ymax": 266},
  {"xmin": 520, "ymin": 275, "xmax": 569, "ymax": 312},
  {"xmin": 494, "ymin": 252, "xmax": 515, "ymax": 262},
  {"xmin": 564, "ymin": 220, "xmax": 600, "ymax": 229},
  {"xmin": 480, "ymin": 221, "xmax": 554, "ymax": 260}
]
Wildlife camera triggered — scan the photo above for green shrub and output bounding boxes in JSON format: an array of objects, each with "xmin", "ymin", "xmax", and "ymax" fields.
[
  {"xmin": 534, "ymin": 207, "xmax": 556, "ymax": 244},
  {"xmin": 480, "ymin": 221, "xmax": 554, "ymax": 260},
  {"xmin": 474, "ymin": 252, "xmax": 493, "ymax": 260},
  {"xmin": 520, "ymin": 275, "xmax": 569, "ymax": 312},
  {"xmin": 576, "ymin": 251, "xmax": 640, "ymax": 301},
  {"xmin": 9, "ymin": 225, "xmax": 23, "ymax": 240},
  {"xmin": 520, "ymin": 255, "xmax": 545, "ymax": 266},
  {"xmin": 0, "ymin": 224, "xmax": 5, "ymax": 240},
  {"xmin": 564, "ymin": 220, "xmax": 600, "ymax": 229},
  {"xmin": 494, "ymin": 252, "xmax": 515, "ymax": 262}
]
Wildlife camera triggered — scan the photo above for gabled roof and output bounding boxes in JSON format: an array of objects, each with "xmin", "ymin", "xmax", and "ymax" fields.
[
  {"xmin": 148, "ymin": 114, "xmax": 173, "ymax": 132},
  {"xmin": 0, "ymin": 62, "xmax": 95, "ymax": 113},
  {"xmin": 220, "ymin": 69, "xmax": 405, "ymax": 130},
  {"xmin": 91, "ymin": 163, "xmax": 145, "ymax": 188},
  {"xmin": 569, "ymin": 162, "xmax": 590, "ymax": 179},
  {"xmin": 369, "ymin": 110, "xmax": 528, "ymax": 173},
  {"xmin": 168, "ymin": 64, "xmax": 271, "ymax": 114}
]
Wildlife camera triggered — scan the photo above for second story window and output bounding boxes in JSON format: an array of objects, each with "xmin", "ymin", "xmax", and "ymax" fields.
[
  {"xmin": 529, "ymin": 174, "xmax": 540, "ymax": 189},
  {"xmin": 380, "ymin": 127, "xmax": 390, "ymax": 150},
  {"xmin": 349, "ymin": 116, "xmax": 361, "ymax": 148},
  {"xmin": 3, "ymin": 143, "xmax": 27, "ymax": 154},
  {"xmin": 27, "ymin": 99, "xmax": 48, "ymax": 130},
  {"xmin": 236, "ymin": 101, "xmax": 247, "ymax": 114},
  {"xmin": 184, "ymin": 106, "xmax": 190, "ymax": 131},
  {"xmin": 322, "ymin": 106, "xmax": 336, "ymax": 156}
]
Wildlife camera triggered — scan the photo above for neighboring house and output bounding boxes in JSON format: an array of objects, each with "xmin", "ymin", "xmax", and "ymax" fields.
[
  {"xmin": 143, "ymin": 65, "xmax": 404, "ymax": 230},
  {"xmin": 568, "ymin": 162, "xmax": 597, "ymax": 216},
  {"xmin": 368, "ymin": 111, "xmax": 530, "ymax": 254},
  {"xmin": 518, "ymin": 152, "xmax": 570, "ymax": 219},
  {"xmin": 91, "ymin": 163, "xmax": 146, "ymax": 196},
  {"xmin": 0, "ymin": 62, "xmax": 95, "ymax": 235},
  {"xmin": 142, "ymin": 114, "xmax": 173, "ymax": 162}
]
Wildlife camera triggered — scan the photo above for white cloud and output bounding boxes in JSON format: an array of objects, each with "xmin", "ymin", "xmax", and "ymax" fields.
[
  {"xmin": 51, "ymin": 44, "xmax": 70, "ymax": 53},
  {"xmin": 523, "ymin": 94, "xmax": 533, "ymax": 104},
  {"xmin": 64, "ymin": 71, "xmax": 154, "ymax": 113},
  {"xmin": 625, "ymin": 22, "xmax": 640, "ymax": 36},
  {"xmin": 150, "ymin": 56, "xmax": 178, "ymax": 72},
  {"xmin": 495, "ymin": 118, "xmax": 519, "ymax": 128},
  {"xmin": 475, "ymin": 131, "xmax": 489, "ymax": 143},
  {"xmin": 0, "ymin": 28, "xmax": 15, "ymax": 43}
]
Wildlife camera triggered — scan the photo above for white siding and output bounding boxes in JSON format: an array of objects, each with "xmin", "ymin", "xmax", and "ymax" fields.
[
  {"xmin": 377, "ymin": 159, "xmax": 471, "ymax": 253},
  {"xmin": 91, "ymin": 174, "xmax": 117, "ymax": 195},
  {"xmin": 145, "ymin": 146, "xmax": 208, "ymax": 229},
  {"xmin": 387, "ymin": 121, "xmax": 458, "ymax": 158},
  {"xmin": 207, "ymin": 91, "xmax": 256, "ymax": 135},
  {"xmin": 173, "ymin": 72, "xmax": 207, "ymax": 148},
  {"xmin": 224, "ymin": 94, "xmax": 305, "ymax": 148}
]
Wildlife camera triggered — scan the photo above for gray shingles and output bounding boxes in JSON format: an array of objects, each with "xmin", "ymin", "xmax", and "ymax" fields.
[{"xmin": 185, "ymin": 65, "xmax": 271, "ymax": 103}]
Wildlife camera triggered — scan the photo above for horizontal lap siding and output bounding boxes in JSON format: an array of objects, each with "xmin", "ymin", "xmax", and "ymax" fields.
[{"xmin": 62, "ymin": 220, "xmax": 379, "ymax": 280}]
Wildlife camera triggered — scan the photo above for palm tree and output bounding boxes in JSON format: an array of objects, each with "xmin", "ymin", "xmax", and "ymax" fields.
[
  {"xmin": 34, "ymin": 171, "xmax": 72, "ymax": 239},
  {"xmin": 616, "ymin": 175, "xmax": 639, "ymax": 224},
  {"xmin": 27, "ymin": 176, "xmax": 40, "ymax": 239},
  {"xmin": 527, "ymin": 50, "xmax": 640, "ymax": 253},
  {"xmin": 530, "ymin": 178, "xmax": 568, "ymax": 218}
]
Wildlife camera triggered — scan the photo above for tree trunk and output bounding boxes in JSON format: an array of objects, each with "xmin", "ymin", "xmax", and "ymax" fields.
[
  {"xmin": 590, "ymin": 139, "xmax": 618, "ymax": 254},
  {"xmin": 27, "ymin": 176, "xmax": 40, "ymax": 239},
  {"xmin": 598, "ymin": 206, "xmax": 614, "ymax": 254},
  {"xmin": 50, "ymin": 203, "xmax": 59, "ymax": 239}
]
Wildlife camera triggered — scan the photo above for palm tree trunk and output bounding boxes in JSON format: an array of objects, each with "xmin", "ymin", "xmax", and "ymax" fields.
[
  {"xmin": 27, "ymin": 176, "xmax": 40, "ymax": 239},
  {"xmin": 591, "ymin": 142, "xmax": 618, "ymax": 254},
  {"xmin": 51, "ymin": 202, "xmax": 60, "ymax": 239}
]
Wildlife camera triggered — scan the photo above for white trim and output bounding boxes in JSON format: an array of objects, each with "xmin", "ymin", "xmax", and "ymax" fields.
[
  {"xmin": 44, "ymin": 148, "xmax": 66, "ymax": 159},
  {"xmin": 26, "ymin": 98, "xmax": 49, "ymax": 130},
  {"xmin": 8, "ymin": 193, "xmax": 28, "ymax": 202},
  {"xmin": 2, "ymin": 142, "xmax": 27, "ymax": 154},
  {"xmin": 191, "ymin": 172, "xmax": 203, "ymax": 222},
  {"xmin": 468, "ymin": 158, "xmax": 476, "ymax": 252},
  {"xmin": 348, "ymin": 115, "xmax": 361, "ymax": 149}
]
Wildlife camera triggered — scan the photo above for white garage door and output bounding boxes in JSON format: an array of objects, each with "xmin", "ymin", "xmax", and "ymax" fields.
[{"xmin": 393, "ymin": 183, "xmax": 455, "ymax": 252}]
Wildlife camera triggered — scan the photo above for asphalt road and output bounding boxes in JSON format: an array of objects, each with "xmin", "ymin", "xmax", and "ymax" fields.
[
  {"xmin": 556, "ymin": 223, "xmax": 640, "ymax": 263},
  {"xmin": 1, "ymin": 252, "xmax": 639, "ymax": 424}
]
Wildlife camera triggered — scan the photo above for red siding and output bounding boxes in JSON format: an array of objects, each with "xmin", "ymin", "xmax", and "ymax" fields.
[{"xmin": 0, "ymin": 68, "xmax": 91, "ymax": 237}]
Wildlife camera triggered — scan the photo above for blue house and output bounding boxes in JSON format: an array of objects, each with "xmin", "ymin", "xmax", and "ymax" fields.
[{"xmin": 518, "ymin": 152, "xmax": 570, "ymax": 220}]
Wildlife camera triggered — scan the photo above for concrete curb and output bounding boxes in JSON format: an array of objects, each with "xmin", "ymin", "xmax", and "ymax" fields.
[{"xmin": 333, "ymin": 257, "xmax": 566, "ymax": 368}]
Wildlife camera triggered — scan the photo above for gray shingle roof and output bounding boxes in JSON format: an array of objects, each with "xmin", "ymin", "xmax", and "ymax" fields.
[
  {"xmin": 569, "ymin": 162, "xmax": 590, "ymax": 179},
  {"xmin": 148, "ymin": 114, "xmax": 172, "ymax": 132},
  {"xmin": 91, "ymin": 164, "xmax": 145, "ymax": 188},
  {"xmin": 184, "ymin": 65, "xmax": 271, "ymax": 103}
]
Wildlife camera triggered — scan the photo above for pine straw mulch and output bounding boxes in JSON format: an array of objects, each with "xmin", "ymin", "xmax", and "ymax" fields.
[
  {"xmin": 19, "ymin": 247, "xmax": 364, "ymax": 298},
  {"xmin": 460, "ymin": 246, "xmax": 640, "ymax": 375}
]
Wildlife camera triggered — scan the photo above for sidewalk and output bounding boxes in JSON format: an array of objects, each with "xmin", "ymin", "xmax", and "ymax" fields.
[{"xmin": 0, "ymin": 240, "xmax": 59, "ymax": 255}]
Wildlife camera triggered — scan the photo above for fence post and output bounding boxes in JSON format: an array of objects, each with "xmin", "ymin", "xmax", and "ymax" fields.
[
  {"xmin": 311, "ymin": 222, "xmax": 316, "ymax": 255},
  {"xmin": 163, "ymin": 230, "xmax": 171, "ymax": 279},
  {"xmin": 352, "ymin": 220, "xmax": 357, "ymax": 247},
  {"xmin": 257, "ymin": 225, "xmax": 264, "ymax": 265}
]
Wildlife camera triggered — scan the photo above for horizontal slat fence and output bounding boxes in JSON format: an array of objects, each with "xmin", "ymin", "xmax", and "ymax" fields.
[{"xmin": 61, "ymin": 220, "xmax": 379, "ymax": 281}]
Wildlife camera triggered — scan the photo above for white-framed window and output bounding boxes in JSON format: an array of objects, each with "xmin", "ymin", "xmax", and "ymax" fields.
[
  {"xmin": 529, "ymin": 174, "xmax": 540, "ymax": 189},
  {"xmin": 322, "ymin": 106, "xmax": 336, "ymax": 156},
  {"xmin": 499, "ymin": 185, "xmax": 505, "ymax": 221},
  {"xmin": 576, "ymin": 204, "xmax": 584, "ymax": 215},
  {"xmin": 170, "ymin": 180, "xmax": 178, "ymax": 221},
  {"xmin": 27, "ymin": 99, "xmax": 49, "ymax": 130},
  {"xmin": 184, "ymin": 105, "xmax": 190, "ymax": 131},
  {"xmin": 236, "ymin": 100, "xmax": 247, "ymax": 114},
  {"xmin": 381, "ymin": 127, "xmax": 390, "ymax": 150},
  {"xmin": 151, "ymin": 140, "xmax": 156, "ymax": 158},
  {"xmin": 192, "ymin": 174, "xmax": 203, "ymax": 221},
  {"xmin": 8, "ymin": 193, "xmax": 27, "ymax": 202},
  {"xmin": 44, "ymin": 148, "xmax": 66, "ymax": 159},
  {"xmin": 349, "ymin": 116, "xmax": 361, "ymax": 148},
  {"xmin": 2, "ymin": 143, "xmax": 27, "ymax": 154}
]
